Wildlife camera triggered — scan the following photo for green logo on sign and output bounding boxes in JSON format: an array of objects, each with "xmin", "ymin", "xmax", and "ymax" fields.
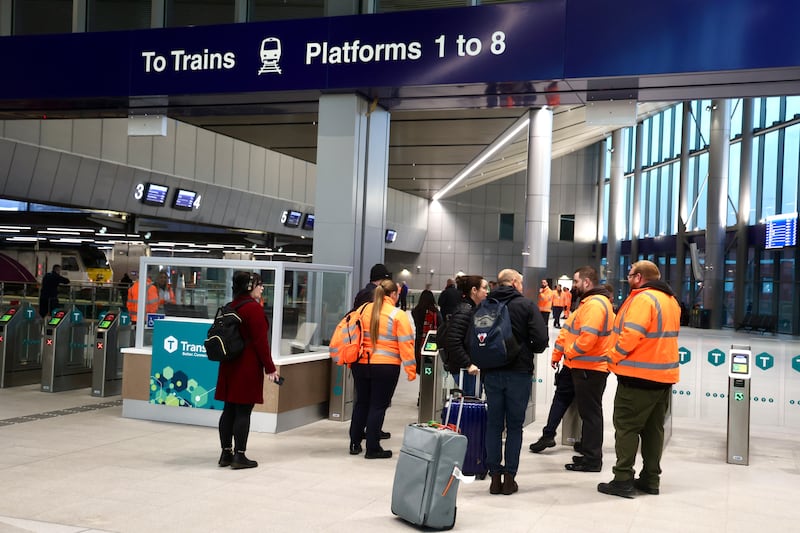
[
  {"xmin": 755, "ymin": 352, "xmax": 774, "ymax": 371},
  {"xmin": 424, "ymin": 366, "xmax": 432, "ymax": 376},
  {"xmin": 678, "ymin": 346, "xmax": 691, "ymax": 365},
  {"xmin": 707, "ymin": 348, "xmax": 725, "ymax": 367},
  {"xmin": 735, "ymin": 392, "xmax": 744, "ymax": 401}
]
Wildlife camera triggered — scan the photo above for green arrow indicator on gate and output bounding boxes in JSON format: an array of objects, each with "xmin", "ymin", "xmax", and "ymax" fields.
[
  {"xmin": 735, "ymin": 392, "xmax": 744, "ymax": 401},
  {"xmin": 424, "ymin": 367, "xmax": 432, "ymax": 376}
]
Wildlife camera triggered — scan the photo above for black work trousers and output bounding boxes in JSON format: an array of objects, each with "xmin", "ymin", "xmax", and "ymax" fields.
[
  {"xmin": 542, "ymin": 365, "xmax": 574, "ymax": 438},
  {"xmin": 219, "ymin": 402, "xmax": 255, "ymax": 452},
  {"xmin": 349, "ymin": 363, "xmax": 400, "ymax": 453},
  {"xmin": 571, "ymin": 368, "xmax": 609, "ymax": 465}
]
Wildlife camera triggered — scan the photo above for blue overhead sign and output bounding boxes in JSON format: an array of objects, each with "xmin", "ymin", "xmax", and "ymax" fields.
[{"xmin": 0, "ymin": 0, "xmax": 798, "ymax": 101}]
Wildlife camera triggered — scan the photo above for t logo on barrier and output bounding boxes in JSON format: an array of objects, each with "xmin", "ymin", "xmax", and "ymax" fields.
[
  {"xmin": 679, "ymin": 346, "xmax": 692, "ymax": 365},
  {"xmin": 708, "ymin": 348, "xmax": 725, "ymax": 367},
  {"xmin": 164, "ymin": 335, "xmax": 178, "ymax": 354},
  {"xmin": 755, "ymin": 352, "xmax": 774, "ymax": 371}
]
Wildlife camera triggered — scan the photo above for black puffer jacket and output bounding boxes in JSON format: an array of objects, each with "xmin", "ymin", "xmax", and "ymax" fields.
[
  {"xmin": 442, "ymin": 299, "xmax": 474, "ymax": 372},
  {"xmin": 485, "ymin": 284, "xmax": 549, "ymax": 374}
]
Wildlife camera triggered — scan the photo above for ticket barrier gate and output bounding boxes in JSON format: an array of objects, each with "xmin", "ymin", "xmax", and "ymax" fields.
[
  {"xmin": 418, "ymin": 331, "xmax": 448, "ymax": 423},
  {"xmin": 41, "ymin": 307, "xmax": 92, "ymax": 392},
  {"xmin": 329, "ymin": 361, "xmax": 354, "ymax": 422},
  {"xmin": 0, "ymin": 302, "xmax": 43, "ymax": 388},
  {"xmin": 561, "ymin": 402, "xmax": 582, "ymax": 447},
  {"xmin": 92, "ymin": 311, "xmax": 133, "ymax": 397},
  {"xmin": 727, "ymin": 345, "xmax": 751, "ymax": 465}
]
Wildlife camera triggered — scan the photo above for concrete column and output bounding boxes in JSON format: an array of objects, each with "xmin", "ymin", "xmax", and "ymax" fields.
[
  {"xmin": 72, "ymin": 0, "xmax": 87, "ymax": 32},
  {"xmin": 234, "ymin": 0, "xmax": 249, "ymax": 22},
  {"xmin": 704, "ymin": 99, "xmax": 731, "ymax": 328},
  {"xmin": 734, "ymin": 99, "xmax": 753, "ymax": 325},
  {"xmin": 631, "ymin": 122, "xmax": 643, "ymax": 261},
  {"xmin": 607, "ymin": 129, "xmax": 625, "ymax": 288},
  {"xmin": 151, "ymin": 0, "xmax": 166, "ymax": 28},
  {"xmin": 313, "ymin": 94, "xmax": 390, "ymax": 295},
  {"xmin": 522, "ymin": 108, "xmax": 553, "ymax": 298},
  {"xmin": 675, "ymin": 102, "xmax": 691, "ymax": 304}
]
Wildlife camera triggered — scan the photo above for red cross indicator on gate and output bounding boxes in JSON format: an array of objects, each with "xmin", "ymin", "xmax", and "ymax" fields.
[
  {"xmin": 46, "ymin": 338, "xmax": 53, "ymax": 346},
  {"xmin": 96, "ymin": 341, "xmax": 104, "ymax": 350}
]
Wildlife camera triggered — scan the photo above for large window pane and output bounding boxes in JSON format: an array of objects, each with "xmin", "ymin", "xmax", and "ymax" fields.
[
  {"xmin": 765, "ymin": 96, "xmax": 782, "ymax": 126},
  {"xmin": 762, "ymin": 130, "xmax": 779, "ymax": 218},
  {"xmin": 651, "ymin": 112, "xmax": 662, "ymax": 164},
  {"xmin": 728, "ymin": 141, "xmax": 741, "ymax": 226},
  {"xmin": 167, "ymin": 0, "xmax": 234, "ymax": 27},
  {"xmin": 673, "ymin": 104, "xmax": 683, "ymax": 157},
  {"xmin": 730, "ymin": 98, "xmax": 743, "ymax": 139},
  {"xmin": 13, "ymin": 0, "xmax": 71, "ymax": 34},
  {"xmin": 662, "ymin": 107, "xmax": 673, "ymax": 160},
  {"xmin": 751, "ymin": 136, "xmax": 761, "ymax": 223},
  {"xmin": 782, "ymin": 124, "xmax": 799, "ymax": 215},
  {"xmin": 88, "ymin": 0, "xmax": 151, "ymax": 31},
  {"xmin": 249, "ymin": 0, "xmax": 325, "ymax": 21},
  {"xmin": 787, "ymin": 96, "xmax": 800, "ymax": 120}
]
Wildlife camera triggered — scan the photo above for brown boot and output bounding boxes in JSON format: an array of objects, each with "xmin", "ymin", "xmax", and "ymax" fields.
[
  {"xmin": 489, "ymin": 473, "xmax": 503, "ymax": 494},
  {"xmin": 502, "ymin": 473, "xmax": 518, "ymax": 495}
]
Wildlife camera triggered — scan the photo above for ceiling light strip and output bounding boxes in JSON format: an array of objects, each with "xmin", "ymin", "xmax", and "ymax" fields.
[{"xmin": 433, "ymin": 113, "xmax": 530, "ymax": 201}]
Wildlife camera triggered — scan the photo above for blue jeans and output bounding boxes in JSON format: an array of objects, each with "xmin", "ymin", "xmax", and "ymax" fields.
[{"xmin": 483, "ymin": 370, "xmax": 532, "ymax": 475}]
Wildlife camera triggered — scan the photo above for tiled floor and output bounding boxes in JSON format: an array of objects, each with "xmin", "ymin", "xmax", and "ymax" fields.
[{"xmin": 1, "ymin": 364, "xmax": 799, "ymax": 533}]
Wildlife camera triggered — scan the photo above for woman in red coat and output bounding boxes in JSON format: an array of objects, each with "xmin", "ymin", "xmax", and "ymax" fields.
[{"xmin": 215, "ymin": 271, "xmax": 280, "ymax": 469}]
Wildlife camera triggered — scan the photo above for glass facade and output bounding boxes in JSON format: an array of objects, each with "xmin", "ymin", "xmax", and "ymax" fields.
[{"xmin": 605, "ymin": 96, "xmax": 800, "ymax": 334}]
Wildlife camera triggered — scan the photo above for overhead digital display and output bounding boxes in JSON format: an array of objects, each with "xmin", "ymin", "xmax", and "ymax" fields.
[
  {"xmin": 173, "ymin": 188, "xmax": 198, "ymax": 210},
  {"xmin": 302, "ymin": 213, "xmax": 315, "ymax": 231},
  {"xmin": 385, "ymin": 229, "xmax": 397, "ymax": 243},
  {"xmin": 765, "ymin": 212, "xmax": 797, "ymax": 249},
  {"xmin": 284, "ymin": 210, "xmax": 302, "ymax": 228},
  {"xmin": 143, "ymin": 183, "xmax": 169, "ymax": 206}
]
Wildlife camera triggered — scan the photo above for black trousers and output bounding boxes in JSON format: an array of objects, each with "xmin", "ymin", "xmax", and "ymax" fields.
[
  {"xmin": 349, "ymin": 363, "xmax": 400, "ymax": 453},
  {"xmin": 219, "ymin": 402, "xmax": 255, "ymax": 452},
  {"xmin": 542, "ymin": 365, "xmax": 574, "ymax": 437},
  {"xmin": 571, "ymin": 368, "xmax": 609, "ymax": 465}
]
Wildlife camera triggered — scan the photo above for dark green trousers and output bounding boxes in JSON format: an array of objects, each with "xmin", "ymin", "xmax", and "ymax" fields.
[{"xmin": 611, "ymin": 383, "xmax": 670, "ymax": 487}]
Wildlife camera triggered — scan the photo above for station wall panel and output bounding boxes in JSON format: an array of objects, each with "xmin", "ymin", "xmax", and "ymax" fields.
[
  {"xmin": 213, "ymin": 135, "xmax": 233, "ymax": 188},
  {"xmin": 152, "ymin": 120, "xmax": 176, "ymax": 176}
]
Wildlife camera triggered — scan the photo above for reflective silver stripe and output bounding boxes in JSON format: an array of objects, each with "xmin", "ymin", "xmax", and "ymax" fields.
[
  {"xmin": 573, "ymin": 343, "xmax": 587, "ymax": 355},
  {"xmin": 615, "ymin": 343, "xmax": 630, "ymax": 356},
  {"xmin": 373, "ymin": 349, "xmax": 401, "ymax": 359},
  {"xmin": 564, "ymin": 324, "xmax": 580, "ymax": 335},
  {"xmin": 402, "ymin": 359, "xmax": 415, "ymax": 367},
  {"xmin": 571, "ymin": 355, "xmax": 610, "ymax": 363},
  {"xmin": 616, "ymin": 360, "xmax": 679, "ymax": 370},
  {"xmin": 397, "ymin": 334, "xmax": 415, "ymax": 342},
  {"xmin": 581, "ymin": 325, "xmax": 609, "ymax": 337},
  {"xmin": 645, "ymin": 330, "xmax": 679, "ymax": 338},
  {"xmin": 587, "ymin": 295, "xmax": 612, "ymax": 334},
  {"xmin": 387, "ymin": 307, "xmax": 400, "ymax": 337},
  {"xmin": 622, "ymin": 322, "xmax": 648, "ymax": 335},
  {"xmin": 330, "ymin": 346, "xmax": 339, "ymax": 355},
  {"xmin": 331, "ymin": 355, "xmax": 340, "ymax": 363},
  {"xmin": 554, "ymin": 341, "xmax": 565, "ymax": 352}
]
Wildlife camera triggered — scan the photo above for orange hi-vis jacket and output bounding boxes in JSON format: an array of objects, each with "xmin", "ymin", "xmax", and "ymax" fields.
[
  {"xmin": 552, "ymin": 290, "xmax": 567, "ymax": 307},
  {"xmin": 538, "ymin": 287, "xmax": 553, "ymax": 312},
  {"xmin": 562, "ymin": 291, "xmax": 573, "ymax": 316},
  {"xmin": 551, "ymin": 294, "xmax": 614, "ymax": 372},
  {"xmin": 608, "ymin": 286, "xmax": 681, "ymax": 384},
  {"xmin": 359, "ymin": 296, "xmax": 417, "ymax": 380}
]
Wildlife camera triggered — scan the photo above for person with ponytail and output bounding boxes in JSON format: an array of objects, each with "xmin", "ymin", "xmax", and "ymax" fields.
[{"xmin": 348, "ymin": 279, "xmax": 416, "ymax": 459}]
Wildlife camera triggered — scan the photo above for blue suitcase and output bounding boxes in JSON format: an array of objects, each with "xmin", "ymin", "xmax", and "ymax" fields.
[{"xmin": 441, "ymin": 375, "xmax": 488, "ymax": 479}]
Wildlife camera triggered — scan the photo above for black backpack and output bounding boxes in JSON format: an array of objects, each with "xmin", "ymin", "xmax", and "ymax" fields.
[
  {"xmin": 467, "ymin": 298, "xmax": 520, "ymax": 370},
  {"xmin": 204, "ymin": 300, "xmax": 249, "ymax": 362}
]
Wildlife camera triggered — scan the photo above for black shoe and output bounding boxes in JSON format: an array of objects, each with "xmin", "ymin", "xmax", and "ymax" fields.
[
  {"xmin": 349, "ymin": 442, "xmax": 363, "ymax": 455},
  {"xmin": 597, "ymin": 480, "xmax": 635, "ymax": 498},
  {"xmin": 502, "ymin": 473, "xmax": 518, "ymax": 495},
  {"xmin": 218, "ymin": 449, "xmax": 233, "ymax": 467},
  {"xmin": 489, "ymin": 473, "xmax": 503, "ymax": 495},
  {"xmin": 633, "ymin": 478, "xmax": 660, "ymax": 495},
  {"xmin": 365, "ymin": 448, "xmax": 392, "ymax": 459},
  {"xmin": 361, "ymin": 430, "xmax": 391, "ymax": 440},
  {"xmin": 231, "ymin": 452, "xmax": 258, "ymax": 469},
  {"xmin": 573, "ymin": 441, "xmax": 583, "ymax": 453},
  {"xmin": 572, "ymin": 455, "xmax": 586, "ymax": 464},
  {"xmin": 565, "ymin": 462, "xmax": 602, "ymax": 472},
  {"xmin": 529, "ymin": 436, "xmax": 556, "ymax": 453}
]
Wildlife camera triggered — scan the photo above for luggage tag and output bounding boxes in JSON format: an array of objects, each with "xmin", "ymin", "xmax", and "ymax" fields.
[{"xmin": 441, "ymin": 466, "xmax": 475, "ymax": 496}]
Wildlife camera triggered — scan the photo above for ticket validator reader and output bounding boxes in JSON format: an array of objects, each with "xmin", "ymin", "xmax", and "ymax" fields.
[
  {"xmin": 41, "ymin": 307, "xmax": 92, "ymax": 392},
  {"xmin": 0, "ymin": 302, "xmax": 43, "ymax": 388},
  {"xmin": 727, "ymin": 344, "xmax": 751, "ymax": 465},
  {"xmin": 329, "ymin": 360, "xmax": 355, "ymax": 422},
  {"xmin": 92, "ymin": 311, "xmax": 133, "ymax": 396},
  {"xmin": 418, "ymin": 330, "xmax": 448, "ymax": 423}
]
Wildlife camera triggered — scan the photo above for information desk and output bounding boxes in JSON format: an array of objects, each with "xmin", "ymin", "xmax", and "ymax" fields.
[{"xmin": 121, "ymin": 317, "xmax": 330, "ymax": 433}]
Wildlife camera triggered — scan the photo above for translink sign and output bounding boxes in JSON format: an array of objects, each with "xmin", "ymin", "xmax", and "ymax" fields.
[{"xmin": 164, "ymin": 335, "xmax": 207, "ymax": 358}]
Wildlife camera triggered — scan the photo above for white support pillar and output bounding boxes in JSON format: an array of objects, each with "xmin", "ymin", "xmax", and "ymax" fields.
[
  {"xmin": 313, "ymin": 94, "xmax": 390, "ymax": 295},
  {"xmin": 607, "ymin": 129, "xmax": 625, "ymax": 287},
  {"xmin": 522, "ymin": 107, "xmax": 553, "ymax": 297}
]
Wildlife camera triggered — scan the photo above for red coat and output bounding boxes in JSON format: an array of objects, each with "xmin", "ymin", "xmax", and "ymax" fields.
[{"xmin": 214, "ymin": 295, "xmax": 276, "ymax": 404}]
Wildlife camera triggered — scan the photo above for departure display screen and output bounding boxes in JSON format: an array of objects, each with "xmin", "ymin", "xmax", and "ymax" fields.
[
  {"xmin": 98, "ymin": 313, "xmax": 116, "ymax": 329},
  {"xmin": 173, "ymin": 188, "xmax": 197, "ymax": 210},
  {"xmin": 423, "ymin": 333, "xmax": 437, "ymax": 352},
  {"xmin": 48, "ymin": 310, "xmax": 66, "ymax": 326},
  {"xmin": 143, "ymin": 183, "xmax": 169, "ymax": 206},
  {"xmin": 0, "ymin": 308, "xmax": 16, "ymax": 322},
  {"xmin": 765, "ymin": 212, "xmax": 798, "ymax": 249}
]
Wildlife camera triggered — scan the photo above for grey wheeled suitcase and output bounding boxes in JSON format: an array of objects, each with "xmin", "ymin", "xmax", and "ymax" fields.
[{"xmin": 391, "ymin": 424, "xmax": 468, "ymax": 530}]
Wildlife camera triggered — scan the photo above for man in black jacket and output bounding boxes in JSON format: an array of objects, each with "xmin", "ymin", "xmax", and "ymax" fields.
[
  {"xmin": 484, "ymin": 268, "xmax": 548, "ymax": 496},
  {"xmin": 437, "ymin": 278, "xmax": 461, "ymax": 321},
  {"xmin": 352, "ymin": 263, "xmax": 392, "ymax": 309}
]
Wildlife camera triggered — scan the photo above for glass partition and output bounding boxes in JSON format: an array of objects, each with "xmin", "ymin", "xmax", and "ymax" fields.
[{"xmin": 132, "ymin": 258, "xmax": 351, "ymax": 358}]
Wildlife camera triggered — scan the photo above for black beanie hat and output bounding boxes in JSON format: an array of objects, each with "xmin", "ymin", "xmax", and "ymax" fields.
[{"xmin": 370, "ymin": 263, "xmax": 391, "ymax": 281}]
